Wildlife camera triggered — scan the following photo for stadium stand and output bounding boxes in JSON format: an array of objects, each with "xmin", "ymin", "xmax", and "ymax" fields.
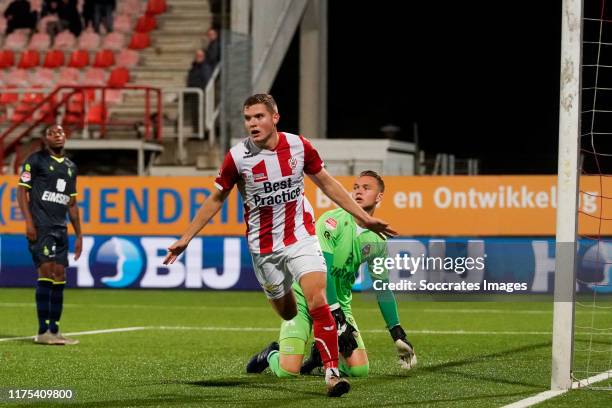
[{"xmin": 0, "ymin": 0, "xmax": 215, "ymax": 174}]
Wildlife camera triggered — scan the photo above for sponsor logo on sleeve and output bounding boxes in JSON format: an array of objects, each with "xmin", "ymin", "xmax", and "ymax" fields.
[{"xmin": 325, "ymin": 218, "xmax": 337, "ymax": 230}]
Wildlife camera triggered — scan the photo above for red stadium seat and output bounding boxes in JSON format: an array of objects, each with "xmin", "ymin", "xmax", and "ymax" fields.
[
  {"xmin": 4, "ymin": 31, "xmax": 28, "ymax": 50},
  {"xmin": 93, "ymin": 49, "xmax": 115, "ymax": 68},
  {"xmin": 11, "ymin": 110, "xmax": 31, "ymax": 124},
  {"xmin": 116, "ymin": 49, "xmax": 139, "ymax": 68},
  {"xmin": 87, "ymin": 103, "xmax": 107, "ymax": 125},
  {"xmin": 68, "ymin": 99, "xmax": 85, "ymax": 114},
  {"xmin": 107, "ymin": 67, "xmax": 130, "ymax": 88},
  {"xmin": 78, "ymin": 31, "xmax": 101, "ymax": 50},
  {"xmin": 6, "ymin": 69, "xmax": 29, "ymax": 87},
  {"xmin": 53, "ymin": 30, "xmax": 76, "ymax": 49},
  {"xmin": 57, "ymin": 67, "xmax": 81, "ymax": 86},
  {"xmin": 128, "ymin": 32, "xmax": 150, "ymax": 50},
  {"xmin": 0, "ymin": 50, "xmax": 15, "ymax": 68},
  {"xmin": 102, "ymin": 32, "xmax": 125, "ymax": 51},
  {"xmin": 29, "ymin": 33, "xmax": 51, "ymax": 51},
  {"xmin": 42, "ymin": 50, "xmax": 65, "ymax": 68},
  {"xmin": 135, "ymin": 15, "xmax": 156, "ymax": 32},
  {"xmin": 36, "ymin": 102, "xmax": 57, "ymax": 125},
  {"xmin": 68, "ymin": 49, "xmax": 90, "ymax": 68},
  {"xmin": 71, "ymin": 89, "xmax": 96, "ymax": 103},
  {"xmin": 118, "ymin": 0, "xmax": 143, "ymax": 17},
  {"xmin": 83, "ymin": 68, "xmax": 107, "ymax": 86},
  {"xmin": 11, "ymin": 101, "xmax": 35, "ymax": 123},
  {"xmin": 62, "ymin": 112, "xmax": 82, "ymax": 125},
  {"xmin": 22, "ymin": 90, "xmax": 45, "ymax": 104},
  {"xmin": 31, "ymin": 68, "xmax": 56, "ymax": 87},
  {"xmin": 18, "ymin": 50, "xmax": 40, "ymax": 69},
  {"xmin": 114, "ymin": 14, "xmax": 133, "ymax": 33},
  {"xmin": 0, "ymin": 86, "xmax": 18, "ymax": 105},
  {"xmin": 146, "ymin": 0, "xmax": 167, "ymax": 15}
]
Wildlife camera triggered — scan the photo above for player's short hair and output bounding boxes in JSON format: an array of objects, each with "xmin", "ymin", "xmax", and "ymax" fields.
[
  {"xmin": 243, "ymin": 94, "xmax": 278, "ymax": 114},
  {"xmin": 359, "ymin": 170, "xmax": 385, "ymax": 192},
  {"xmin": 45, "ymin": 124, "xmax": 64, "ymax": 137}
]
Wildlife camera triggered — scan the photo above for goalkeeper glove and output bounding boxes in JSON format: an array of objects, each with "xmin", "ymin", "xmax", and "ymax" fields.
[
  {"xmin": 331, "ymin": 305, "xmax": 358, "ymax": 357},
  {"xmin": 390, "ymin": 325, "xmax": 417, "ymax": 370}
]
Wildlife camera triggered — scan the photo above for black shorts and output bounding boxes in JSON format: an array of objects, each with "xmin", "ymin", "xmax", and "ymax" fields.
[{"xmin": 28, "ymin": 227, "xmax": 69, "ymax": 267}]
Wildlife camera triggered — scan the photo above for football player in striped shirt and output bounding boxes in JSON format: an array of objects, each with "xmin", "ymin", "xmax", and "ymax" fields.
[{"xmin": 164, "ymin": 94, "xmax": 396, "ymax": 397}]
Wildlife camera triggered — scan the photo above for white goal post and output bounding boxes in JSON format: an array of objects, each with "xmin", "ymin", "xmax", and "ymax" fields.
[{"xmin": 551, "ymin": 0, "xmax": 583, "ymax": 391}]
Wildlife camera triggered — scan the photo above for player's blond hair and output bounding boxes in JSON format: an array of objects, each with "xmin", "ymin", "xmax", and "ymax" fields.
[
  {"xmin": 243, "ymin": 94, "xmax": 278, "ymax": 114},
  {"xmin": 359, "ymin": 170, "xmax": 385, "ymax": 192}
]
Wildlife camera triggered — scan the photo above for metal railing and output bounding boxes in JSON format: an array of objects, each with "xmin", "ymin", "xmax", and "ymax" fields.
[
  {"xmin": 0, "ymin": 71, "xmax": 223, "ymax": 169},
  {"xmin": 162, "ymin": 65, "xmax": 220, "ymax": 165},
  {"xmin": 0, "ymin": 85, "xmax": 162, "ymax": 174},
  {"xmin": 205, "ymin": 65, "xmax": 221, "ymax": 146}
]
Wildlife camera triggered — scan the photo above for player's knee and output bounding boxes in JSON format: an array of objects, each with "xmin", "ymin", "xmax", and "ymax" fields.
[
  {"xmin": 347, "ymin": 363, "xmax": 369, "ymax": 378},
  {"xmin": 38, "ymin": 263, "xmax": 54, "ymax": 279},
  {"xmin": 278, "ymin": 360, "xmax": 301, "ymax": 377},
  {"xmin": 53, "ymin": 265, "xmax": 66, "ymax": 282},
  {"xmin": 277, "ymin": 366, "xmax": 299, "ymax": 378},
  {"xmin": 304, "ymin": 291, "xmax": 326, "ymax": 310}
]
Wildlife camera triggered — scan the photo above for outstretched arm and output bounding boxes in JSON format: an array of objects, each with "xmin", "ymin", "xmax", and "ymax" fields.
[
  {"xmin": 164, "ymin": 188, "xmax": 231, "ymax": 264},
  {"xmin": 308, "ymin": 168, "xmax": 397, "ymax": 238}
]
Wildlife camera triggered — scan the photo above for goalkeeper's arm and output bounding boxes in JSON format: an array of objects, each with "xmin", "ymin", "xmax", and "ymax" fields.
[{"xmin": 374, "ymin": 279, "xmax": 417, "ymax": 369}]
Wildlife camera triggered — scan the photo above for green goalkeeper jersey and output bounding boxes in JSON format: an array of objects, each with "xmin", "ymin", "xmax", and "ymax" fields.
[
  {"xmin": 315, "ymin": 208, "xmax": 388, "ymax": 310},
  {"xmin": 292, "ymin": 207, "xmax": 400, "ymax": 329}
]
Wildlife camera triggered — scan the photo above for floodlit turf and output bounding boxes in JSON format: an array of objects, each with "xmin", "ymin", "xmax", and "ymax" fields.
[{"xmin": 1, "ymin": 289, "xmax": 611, "ymax": 407}]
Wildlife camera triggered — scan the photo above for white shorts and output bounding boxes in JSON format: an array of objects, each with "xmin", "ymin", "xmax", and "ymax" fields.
[{"xmin": 251, "ymin": 235, "xmax": 327, "ymax": 300}]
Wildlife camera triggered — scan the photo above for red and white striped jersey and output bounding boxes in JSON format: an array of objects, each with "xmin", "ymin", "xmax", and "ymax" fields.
[{"xmin": 214, "ymin": 132, "xmax": 324, "ymax": 254}]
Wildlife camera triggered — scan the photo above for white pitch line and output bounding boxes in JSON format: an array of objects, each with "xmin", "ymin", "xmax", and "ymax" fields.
[
  {"xmin": 0, "ymin": 327, "xmax": 146, "ymax": 342},
  {"xmin": 0, "ymin": 302, "xmax": 271, "ymax": 311},
  {"xmin": 4, "ymin": 302, "xmax": 611, "ymax": 316},
  {"xmin": 155, "ymin": 326, "xmax": 612, "ymax": 336},
  {"xmin": 501, "ymin": 390, "xmax": 567, "ymax": 408},
  {"xmin": 423, "ymin": 309, "xmax": 553, "ymax": 315},
  {"xmin": 154, "ymin": 326, "xmax": 554, "ymax": 336},
  {"xmin": 502, "ymin": 370, "xmax": 612, "ymax": 408},
  {"xmin": 423, "ymin": 308, "xmax": 612, "ymax": 315},
  {"xmin": 157, "ymin": 326, "xmax": 279, "ymax": 332},
  {"xmin": 572, "ymin": 369, "xmax": 612, "ymax": 388}
]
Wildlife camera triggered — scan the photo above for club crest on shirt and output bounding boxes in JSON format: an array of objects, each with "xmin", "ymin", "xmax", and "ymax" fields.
[
  {"xmin": 288, "ymin": 156, "xmax": 298, "ymax": 170},
  {"xmin": 20, "ymin": 171, "xmax": 31, "ymax": 182},
  {"xmin": 324, "ymin": 218, "xmax": 337, "ymax": 230},
  {"xmin": 361, "ymin": 244, "xmax": 371, "ymax": 257},
  {"xmin": 56, "ymin": 178, "xmax": 66, "ymax": 192}
]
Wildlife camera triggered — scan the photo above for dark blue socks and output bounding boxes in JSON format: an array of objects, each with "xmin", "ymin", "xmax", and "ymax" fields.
[
  {"xmin": 35, "ymin": 279, "xmax": 53, "ymax": 334},
  {"xmin": 48, "ymin": 281, "xmax": 65, "ymax": 334}
]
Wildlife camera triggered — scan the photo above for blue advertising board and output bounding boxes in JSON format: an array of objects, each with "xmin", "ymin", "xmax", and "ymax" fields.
[{"xmin": 1, "ymin": 236, "xmax": 611, "ymax": 294}]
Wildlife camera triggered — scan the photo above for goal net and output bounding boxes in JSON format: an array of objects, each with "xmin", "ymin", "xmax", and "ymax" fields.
[{"xmin": 571, "ymin": 0, "xmax": 612, "ymax": 390}]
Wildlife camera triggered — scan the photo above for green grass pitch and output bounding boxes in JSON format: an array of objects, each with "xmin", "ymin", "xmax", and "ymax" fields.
[{"xmin": 1, "ymin": 289, "xmax": 611, "ymax": 407}]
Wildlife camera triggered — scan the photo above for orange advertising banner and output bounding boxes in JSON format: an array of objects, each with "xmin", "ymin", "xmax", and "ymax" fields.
[{"xmin": 0, "ymin": 175, "xmax": 610, "ymax": 236}]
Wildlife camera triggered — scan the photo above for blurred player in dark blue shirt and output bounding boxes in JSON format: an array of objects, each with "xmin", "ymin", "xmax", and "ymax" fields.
[{"xmin": 17, "ymin": 125, "xmax": 82, "ymax": 345}]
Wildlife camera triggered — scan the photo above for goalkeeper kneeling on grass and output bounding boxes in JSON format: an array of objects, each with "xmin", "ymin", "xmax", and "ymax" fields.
[{"xmin": 247, "ymin": 170, "xmax": 416, "ymax": 378}]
